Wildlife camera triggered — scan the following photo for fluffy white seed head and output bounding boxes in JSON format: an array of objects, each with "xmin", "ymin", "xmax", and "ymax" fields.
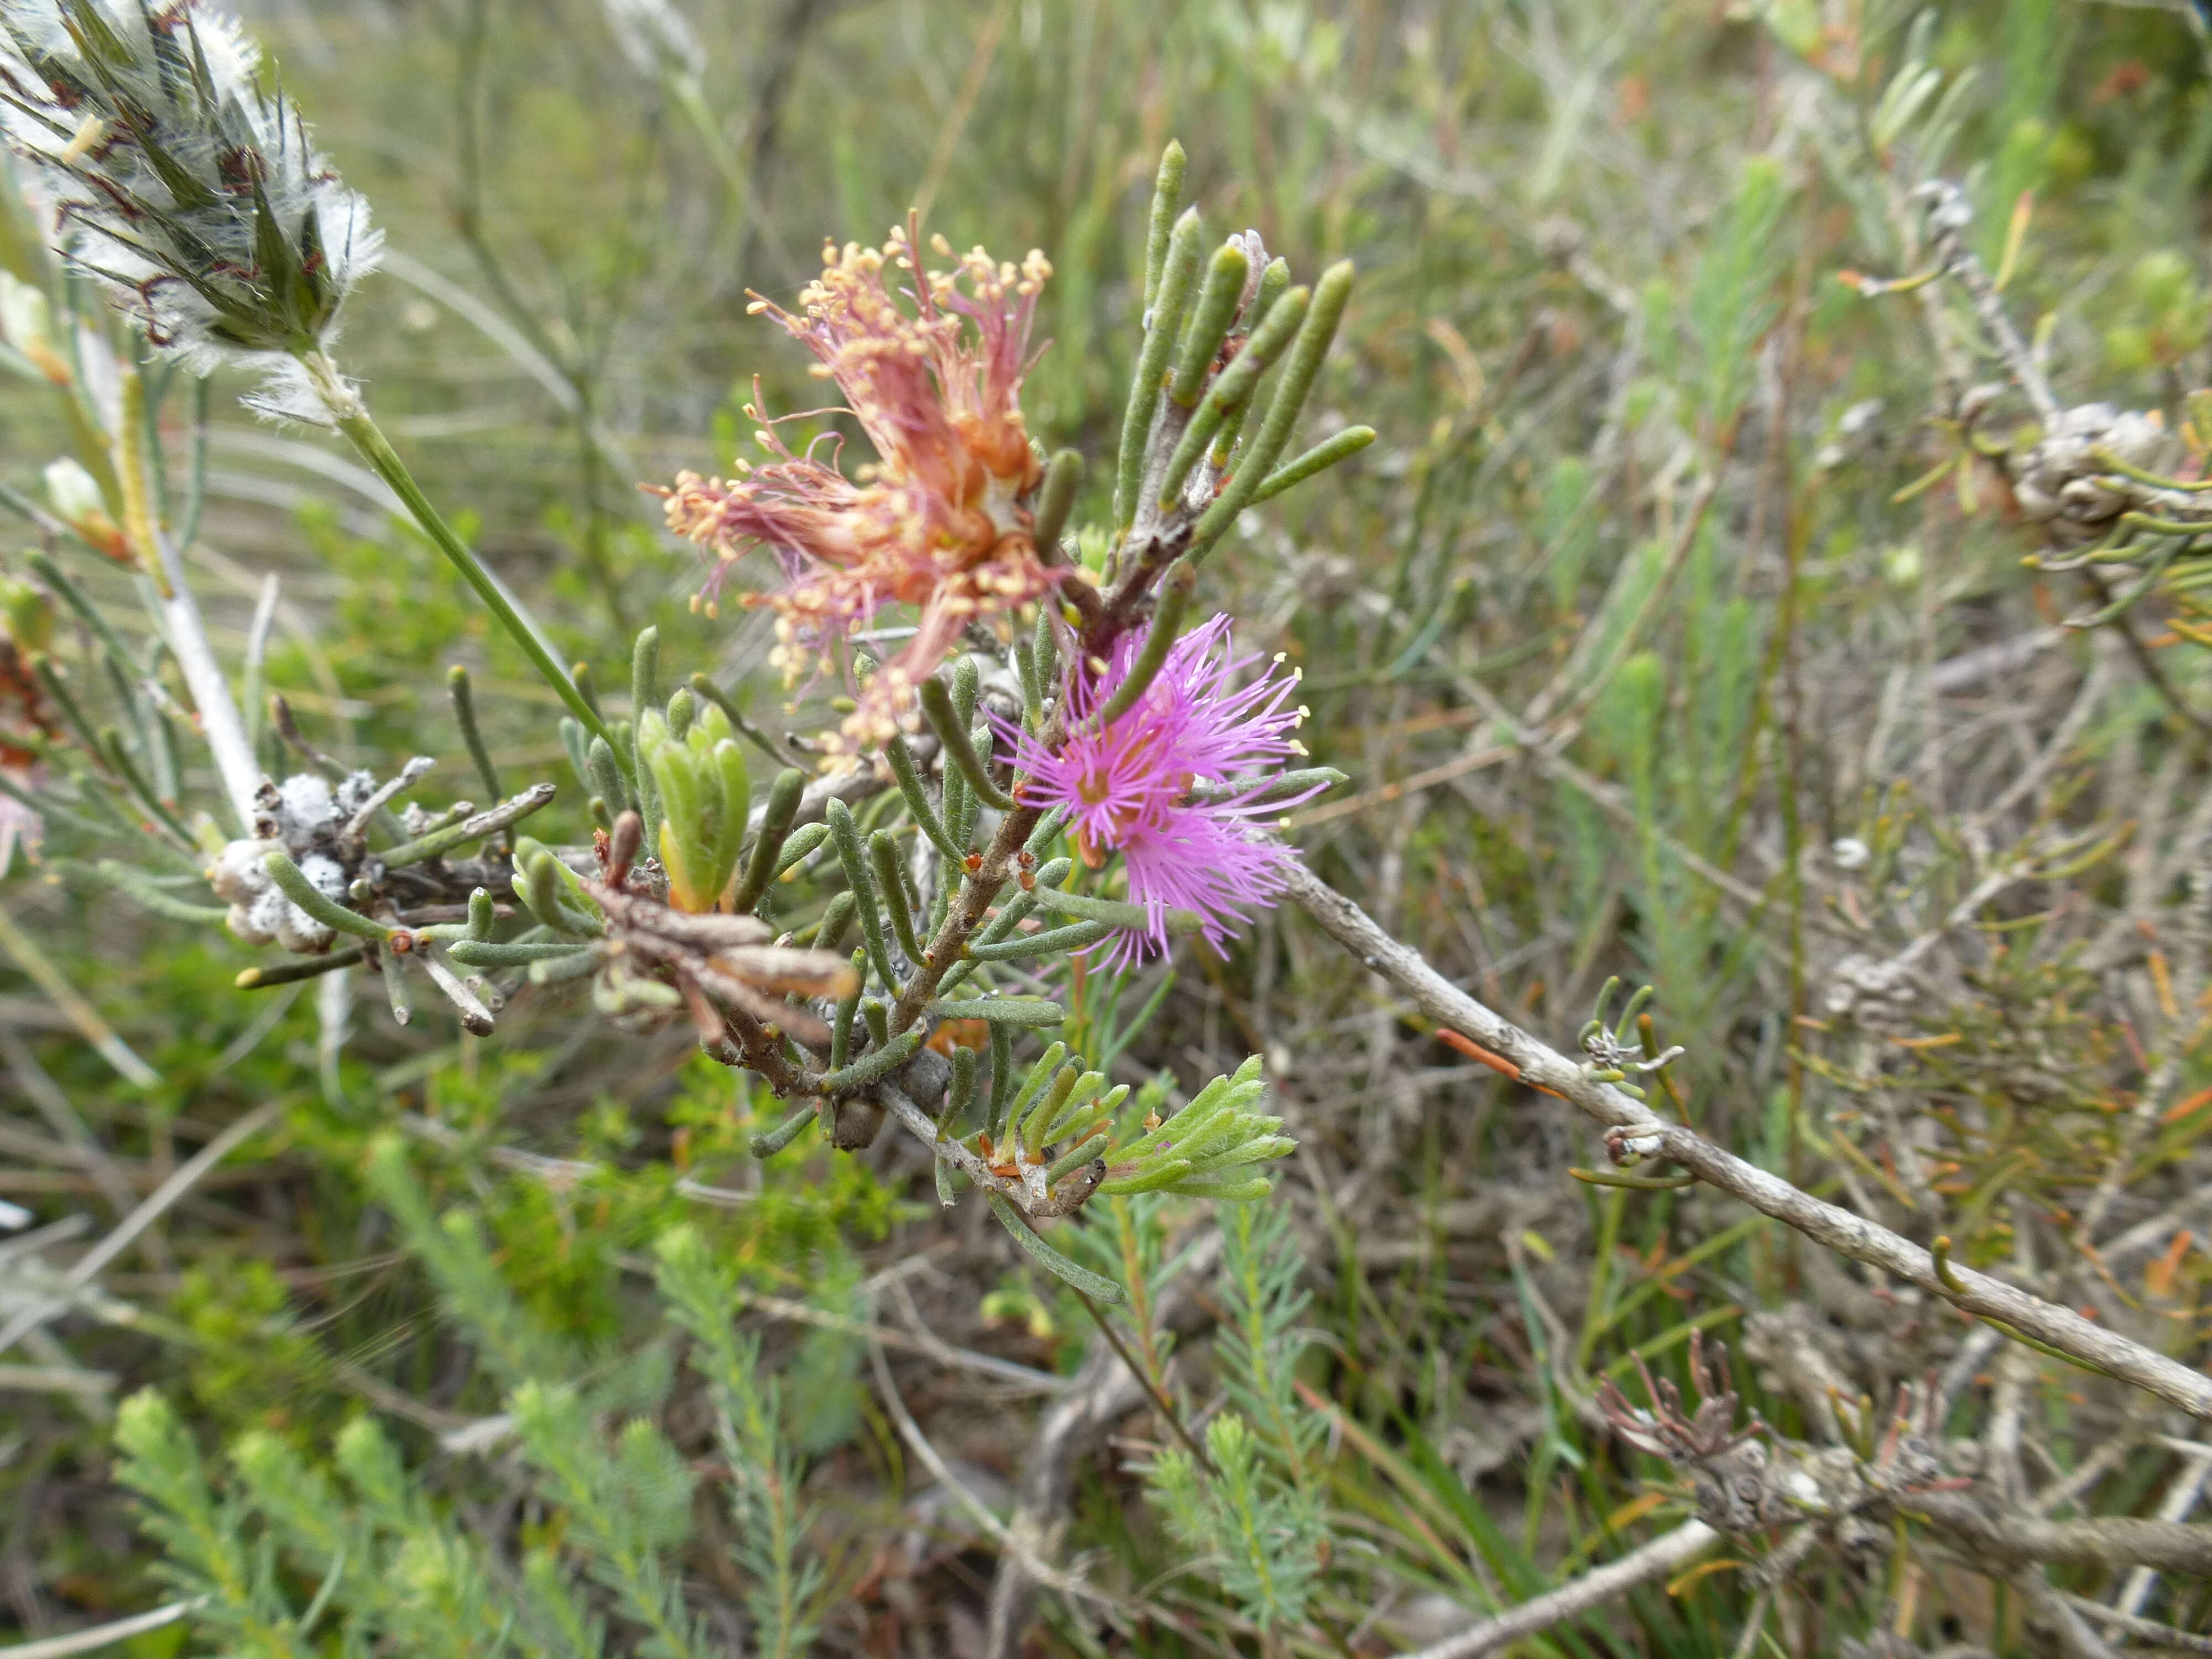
[
  {"xmin": 0, "ymin": 0, "xmax": 381, "ymax": 421},
  {"xmin": 604, "ymin": 0, "xmax": 703, "ymax": 82}
]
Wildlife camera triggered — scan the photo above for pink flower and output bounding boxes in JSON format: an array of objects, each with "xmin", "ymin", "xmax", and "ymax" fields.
[
  {"xmin": 1007, "ymin": 616, "xmax": 1320, "ymax": 967},
  {"xmin": 656, "ymin": 223, "xmax": 1062, "ymax": 766}
]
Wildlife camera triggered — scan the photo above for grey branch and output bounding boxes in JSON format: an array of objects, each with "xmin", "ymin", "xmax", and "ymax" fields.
[
  {"xmin": 1907, "ymin": 1490, "xmax": 2212, "ymax": 1577},
  {"xmin": 0, "ymin": 1597, "xmax": 207, "ymax": 1659},
  {"xmin": 1400, "ymin": 1521, "xmax": 1719, "ymax": 1659},
  {"xmin": 2060, "ymin": 1592, "xmax": 2212, "ymax": 1656},
  {"xmin": 150, "ymin": 526, "xmax": 260, "ymax": 833},
  {"xmin": 1281, "ymin": 862, "xmax": 2212, "ymax": 1423},
  {"xmin": 0, "ymin": 1098, "xmax": 285, "ymax": 1361},
  {"xmin": 877, "ymin": 1077, "xmax": 1102, "ymax": 1218},
  {"xmin": 1914, "ymin": 181, "xmax": 2060, "ymax": 425}
]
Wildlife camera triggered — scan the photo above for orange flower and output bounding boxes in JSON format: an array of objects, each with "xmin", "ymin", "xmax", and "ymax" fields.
[
  {"xmin": 927, "ymin": 1017, "xmax": 992, "ymax": 1056},
  {"xmin": 659, "ymin": 222, "xmax": 1059, "ymax": 766}
]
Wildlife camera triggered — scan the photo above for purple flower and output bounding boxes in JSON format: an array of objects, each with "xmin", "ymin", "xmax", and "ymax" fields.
[{"xmin": 1006, "ymin": 615, "xmax": 1320, "ymax": 967}]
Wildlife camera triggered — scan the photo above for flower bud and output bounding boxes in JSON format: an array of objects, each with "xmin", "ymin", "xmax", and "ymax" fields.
[
  {"xmin": 0, "ymin": 1, "xmax": 382, "ymax": 422},
  {"xmin": 0, "ymin": 272, "xmax": 69, "ymax": 385},
  {"xmin": 44, "ymin": 457, "xmax": 128, "ymax": 562},
  {"xmin": 0, "ymin": 576, "xmax": 53, "ymax": 655},
  {"xmin": 640, "ymin": 700, "xmax": 747, "ymax": 912}
]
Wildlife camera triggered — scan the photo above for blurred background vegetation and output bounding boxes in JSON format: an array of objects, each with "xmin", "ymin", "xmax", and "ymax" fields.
[{"xmin": 4, "ymin": 0, "xmax": 2212, "ymax": 1653}]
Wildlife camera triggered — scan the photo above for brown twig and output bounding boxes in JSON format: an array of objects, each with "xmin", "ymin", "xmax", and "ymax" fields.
[
  {"xmin": 982, "ymin": 1231, "xmax": 1225, "ymax": 1658},
  {"xmin": 1070, "ymin": 1285, "xmax": 1216, "ymax": 1475},
  {"xmin": 863, "ymin": 1328, "xmax": 1131, "ymax": 1620}
]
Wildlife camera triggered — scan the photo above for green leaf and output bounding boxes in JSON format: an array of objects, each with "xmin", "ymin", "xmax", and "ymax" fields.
[
  {"xmin": 987, "ymin": 1191, "xmax": 1124, "ymax": 1303},
  {"xmin": 932, "ymin": 997, "xmax": 1064, "ymax": 1026},
  {"xmin": 1028, "ymin": 885, "xmax": 1191, "ymax": 933}
]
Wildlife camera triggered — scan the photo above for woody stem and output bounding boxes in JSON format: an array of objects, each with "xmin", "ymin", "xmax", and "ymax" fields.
[{"xmin": 883, "ymin": 570, "xmax": 1170, "ymax": 1037}]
